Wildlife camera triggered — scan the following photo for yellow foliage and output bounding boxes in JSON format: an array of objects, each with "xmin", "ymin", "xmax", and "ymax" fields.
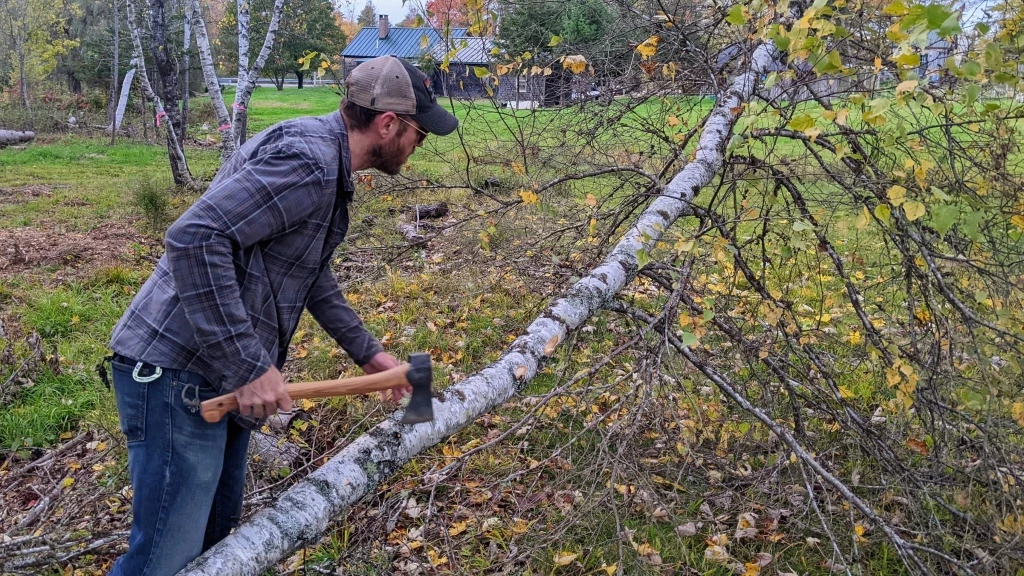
[
  {"xmin": 636, "ymin": 35, "xmax": 660, "ymax": 60},
  {"xmin": 562, "ymin": 55, "xmax": 588, "ymax": 74}
]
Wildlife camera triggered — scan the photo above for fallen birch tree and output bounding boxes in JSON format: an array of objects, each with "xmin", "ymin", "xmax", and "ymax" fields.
[
  {"xmin": 180, "ymin": 22, "xmax": 797, "ymax": 576},
  {"xmin": 0, "ymin": 130, "xmax": 35, "ymax": 146}
]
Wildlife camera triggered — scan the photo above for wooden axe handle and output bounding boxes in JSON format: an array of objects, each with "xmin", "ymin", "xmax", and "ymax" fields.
[{"xmin": 200, "ymin": 362, "xmax": 412, "ymax": 423}]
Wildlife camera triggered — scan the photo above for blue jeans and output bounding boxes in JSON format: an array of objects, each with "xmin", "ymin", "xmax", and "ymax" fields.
[{"xmin": 108, "ymin": 355, "xmax": 251, "ymax": 576}]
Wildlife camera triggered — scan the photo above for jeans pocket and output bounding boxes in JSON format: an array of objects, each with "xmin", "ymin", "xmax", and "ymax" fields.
[{"xmin": 111, "ymin": 361, "xmax": 148, "ymax": 443}]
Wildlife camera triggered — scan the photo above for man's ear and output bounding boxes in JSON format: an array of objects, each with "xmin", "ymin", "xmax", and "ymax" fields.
[{"xmin": 373, "ymin": 111, "xmax": 399, "ymax": 140}]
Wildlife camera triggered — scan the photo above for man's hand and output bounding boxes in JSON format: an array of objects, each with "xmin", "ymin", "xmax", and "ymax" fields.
[
  {"xmin": 235, "ymin": 365, "xmax": 292, "ymax": 419},
  {"xmin": 362, "ymin": 352, "xmax": 411, "ymax": 404}
]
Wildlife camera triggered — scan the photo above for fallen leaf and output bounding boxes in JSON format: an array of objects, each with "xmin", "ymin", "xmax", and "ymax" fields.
[
  {"xmin": 676, "ymin": 522, "xmax": 698, "ymax": 537},
  {"xmin": 553, "ymin": 551, "xmax": 578, "ymax": 566}
]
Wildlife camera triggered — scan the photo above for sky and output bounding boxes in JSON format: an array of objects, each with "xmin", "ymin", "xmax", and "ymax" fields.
[{"xmin": 335, "ymin": 0, "xmax": 418, "ymax": 24}]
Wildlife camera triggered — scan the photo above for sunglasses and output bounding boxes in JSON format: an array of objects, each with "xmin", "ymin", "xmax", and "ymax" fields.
[{"xmin": 397, "ymin": 116, "xmax": 429, "ymax": 145}]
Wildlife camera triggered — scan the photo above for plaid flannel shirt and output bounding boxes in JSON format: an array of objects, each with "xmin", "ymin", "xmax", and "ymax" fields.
[{"xmin": 110, "ymin": 111, "xmax": 382, "ymax": 396}]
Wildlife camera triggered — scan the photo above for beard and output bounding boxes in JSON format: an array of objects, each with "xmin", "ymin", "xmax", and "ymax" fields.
[{"xmin": 369, "ymin": 124, "xmax": 409, "ymax": 175}]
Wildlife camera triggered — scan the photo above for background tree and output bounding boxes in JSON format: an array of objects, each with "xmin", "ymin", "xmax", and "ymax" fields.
[
  {"xmin": 266, "ymin": 0, "xmax": 347, "ymax": 89},
  {"xmin": 356, "ymin": 1, "xmax": 376, "ymax": 27},
  {"xmin": 425, "ymin": 0, "xmax": 471, "ymax": 28}
]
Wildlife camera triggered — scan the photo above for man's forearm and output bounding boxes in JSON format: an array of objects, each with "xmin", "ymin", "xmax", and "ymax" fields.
[{"xmin": 307, "ymin": 267, "xmax": 383, "ymax": 367}]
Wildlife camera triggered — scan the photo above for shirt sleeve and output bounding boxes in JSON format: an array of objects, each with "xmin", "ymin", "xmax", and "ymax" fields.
[
  {"xmin": 307, "ymin": 266, "xmax": 384, "ymax": 366},
  {"xmin": 164, "ymin": 144, "xmax": 327, "ymax": 392}
]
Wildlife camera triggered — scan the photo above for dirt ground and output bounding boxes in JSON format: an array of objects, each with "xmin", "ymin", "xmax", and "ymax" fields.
[{"xmin": 0, "ymin": 221, "xmax": 158, "ymax": 282}]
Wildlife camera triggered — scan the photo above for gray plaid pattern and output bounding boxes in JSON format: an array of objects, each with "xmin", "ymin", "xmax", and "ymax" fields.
[{"xmin": 110, "ymin": 111, "xmax": 382, "ymax": 397}]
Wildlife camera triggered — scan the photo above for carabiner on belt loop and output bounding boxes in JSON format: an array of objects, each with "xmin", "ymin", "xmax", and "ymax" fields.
[{"xmin": 132, "ymin": 362, "xmax": 163, "ymax": 383}]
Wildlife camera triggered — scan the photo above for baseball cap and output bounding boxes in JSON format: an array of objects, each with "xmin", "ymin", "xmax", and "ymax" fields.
[{"xmin": 346, "ymin": 55, "xmax": 459, "ymax": 136}]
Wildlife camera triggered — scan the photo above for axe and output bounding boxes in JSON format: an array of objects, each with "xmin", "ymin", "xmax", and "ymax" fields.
[{"xmin": 199, "ymin": 353, "xmax": 434, "ymax": 425}]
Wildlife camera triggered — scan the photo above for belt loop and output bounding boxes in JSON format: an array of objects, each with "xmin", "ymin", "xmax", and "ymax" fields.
[{"xmin": 132, "ymin": 362, "xmax": 163, "ymax": 383}]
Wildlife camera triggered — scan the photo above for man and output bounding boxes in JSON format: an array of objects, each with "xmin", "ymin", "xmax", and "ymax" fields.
[{"xmin": 105, "ymin": 56, "xmax": 457, "ymax": 576}]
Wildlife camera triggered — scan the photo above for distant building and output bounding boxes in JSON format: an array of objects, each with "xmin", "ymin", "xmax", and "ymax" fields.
[{"xmin": 341, "ymin": 15, "xmax": 492, "ymax": 100}]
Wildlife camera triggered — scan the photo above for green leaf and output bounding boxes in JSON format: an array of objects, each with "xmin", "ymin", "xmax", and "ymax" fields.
[
  {"xmin": 893, "ymin": 52, "xmax": 920, "ymax": 68},
  {"xmin": 874, "ymin": 203, "xmax": 892, "ymax": 222},
  {"xmin": 637, "ymin": 248, "xmax": 650, "ymax": 268},
  {"xmin": 726, "ymin": 5, "xmax": 746, "ymax": 25},
  {"xmin": 680, "ymin": 331, "xmax": 699, "ymax": 347},
  {"xmin": 473, "ymin": 66, "xmax": 490, "ymax": 78},
  {"xmin": 788, "ymin": 114, "xmax": 816, "ymax": 131},
  {"xmin": 792, "ymin": 220, "xmax": 815, "ymax": 232},
  {"xmin": 882, "ymin": 0, "xmax": 909, "ymax": 16},
  {"xmin": 930, "ymin": 204, "xmax": 958, "ymax": 235},
  {"xmin": 975, "ymin": 22, "xmax": 990, "ymax": 35},
  {"xmin": 548, "ymin": 35, "xmax": 562, "ymax": 47},
  {"xmin": 961, "ymin": 60, "xmax": 982, "ymax": 77},
  {"xmin": 923, "ymin": 4, "xmax": 955, "ymax": 30},
  {"xmin": 965, "ymin": 84, "xmax": 980, "ymax": 106},
  {"xmin": 938, "ymin": 13, "xmax": 961, "ymax": 37}
]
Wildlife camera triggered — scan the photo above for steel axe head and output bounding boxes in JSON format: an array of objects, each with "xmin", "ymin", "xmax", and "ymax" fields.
[{"xmin": 401, "ymin": 353, "xmax": 433, "ymax": 424}]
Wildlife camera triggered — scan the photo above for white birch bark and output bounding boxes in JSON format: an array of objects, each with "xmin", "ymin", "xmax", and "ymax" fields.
[
  {"xmin": 0, "ymin": 130, "xmax": 35, "ymax": 146},
  {"xmin": 188, "ymin": 0, "xmax": 235, "ymax": 159},
  {"xmin": 113, "ymin": 68, "xmax": 136, "ymax": 131},
  {"xmin": 231, "ymin": 0, "xmax": 286, "ymax": 145},
  {"xmin": 180, "ymin": 39, "xmax": 784, "ymax": 576},
  {"xmin": 124, "ymin": 0, "xmax": 196, "ymax": 188}
]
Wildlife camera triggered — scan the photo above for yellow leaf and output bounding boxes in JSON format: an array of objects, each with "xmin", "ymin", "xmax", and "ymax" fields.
[
  {"xmin": 854, "ymin": 523, "xmax": 867, "ymax": 542},
  {"xmin": 449, "ymin": 520, "xmax": 468, "ymax": 536},
  {"xmin": 887, "ymin": 185, "xmax": 907, "ymax": 207},
  {"xmin": 427, "ymin": 548, "xmax": 448, "ymax": 566},
  {"xmin": 635, "ymin": 542, "xmax": 657, "ymax": 556},
  {"xmin": 511, "ymin": 161, "xmax": 525, "ymax": 175},
  {"xmin": 896, "ymin": 79, "xmax": 918, "ymax": 94},
  {"xmin": 553, "ymin": 551, "xmax": 578, "ymax": 566},
  {"xmin": 874, "ymin": 56, "xmax": 882, "ymax": 74},
  {"xmin": 68, "ymin": 461, "xmax": 81, "ymax": 471},
  {"xmin": 667, "ymin": 115, "xmax": 680, "ymax": 127},
  {"xmin": 636, "ymin": 35, "xmax": 660, "ymax": 59},
  {"xmin": 562, "ymin": 55, "xmax": 588, "ymax": 74},
  {"xmin": 519, "ymin": 189, "xmax": 539, "ymax": 204},
  {"xmin": 61, "ymin": 477, "xmax": 75, "ymax": 488},
  {"xmin": 601, "ymin": 563, "xmax": 618, "ymax": 575},
  {"xmin": 836, "ymin": 108, "xmax": 849, "ymax": 126},
  {"xmin": 294, "ymin": 346, "xmax": 308, "ymax": 359},
  {"xmin": 849, "ymin": 330, "xmax": 863, "ymax": 345},
  {"xmin": 855, "ymin": 206, "xmax": 871, "ymax": 230},
  {"xmin": 903, "ymin": 201, "xmax": 926, "ymax": 222},
  {"xmin": 1012, "ymin": 403, "xmax": 1024, "ymax": 428},
  {"xmin": 95, "ymin": 441, "xmax": 107, "ymax": 451},
  {"xmin": 839, "ymin": 386, "xmax": 855, "ymax": 399},
  {"xmin": 585, "ymin": 194, "xmax": 597, "ymax": 207},
  {"xmin": 743, "ymin": 562, "xmax": 762, "ymax": 576},
  {"xmin": 71, "ymin": 315, "xmax": 80, "ymax": 324},
  {"xmin": 511, "ymin": 517, "xmax": 531, "ymax": 534}
]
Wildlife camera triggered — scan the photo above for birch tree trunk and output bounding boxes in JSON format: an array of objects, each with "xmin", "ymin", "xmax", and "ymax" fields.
[
  {"xmin": 147, "ymin": 0, "xmax": 190, "ymax": 179},
  {"xmin": 181, "ymin": 6, "xmax": 190, "ymax": 143},
  {"xmin": 0, "ymin": 130, "xmax": 36, "ymax": 146},
  {"xmin": 189, "ymin": 0, "xmax": 284, "ymax": 155},
  {"xmin": 108, "ymin": 0, "xmax": 119, "ymax": 144},
  {"xmin": 231, "ymin": 0, "xmax": 286, "ymax": 146},
  {"xmin": 125, "ymin": 0, "xmax": 196, "ymax": 189},
  {"xmin": 188, "ymin": 0, "xmax": 235, "ymax": 160},
  {"xmin": 179, "ymin": 36, "xmax": 787, "ymax": 576}
]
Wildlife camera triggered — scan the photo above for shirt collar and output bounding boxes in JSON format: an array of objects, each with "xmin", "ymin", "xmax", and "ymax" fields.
[{"xmin": 329, "ymin": 111, "xmax": 355, "ymax": 195}]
